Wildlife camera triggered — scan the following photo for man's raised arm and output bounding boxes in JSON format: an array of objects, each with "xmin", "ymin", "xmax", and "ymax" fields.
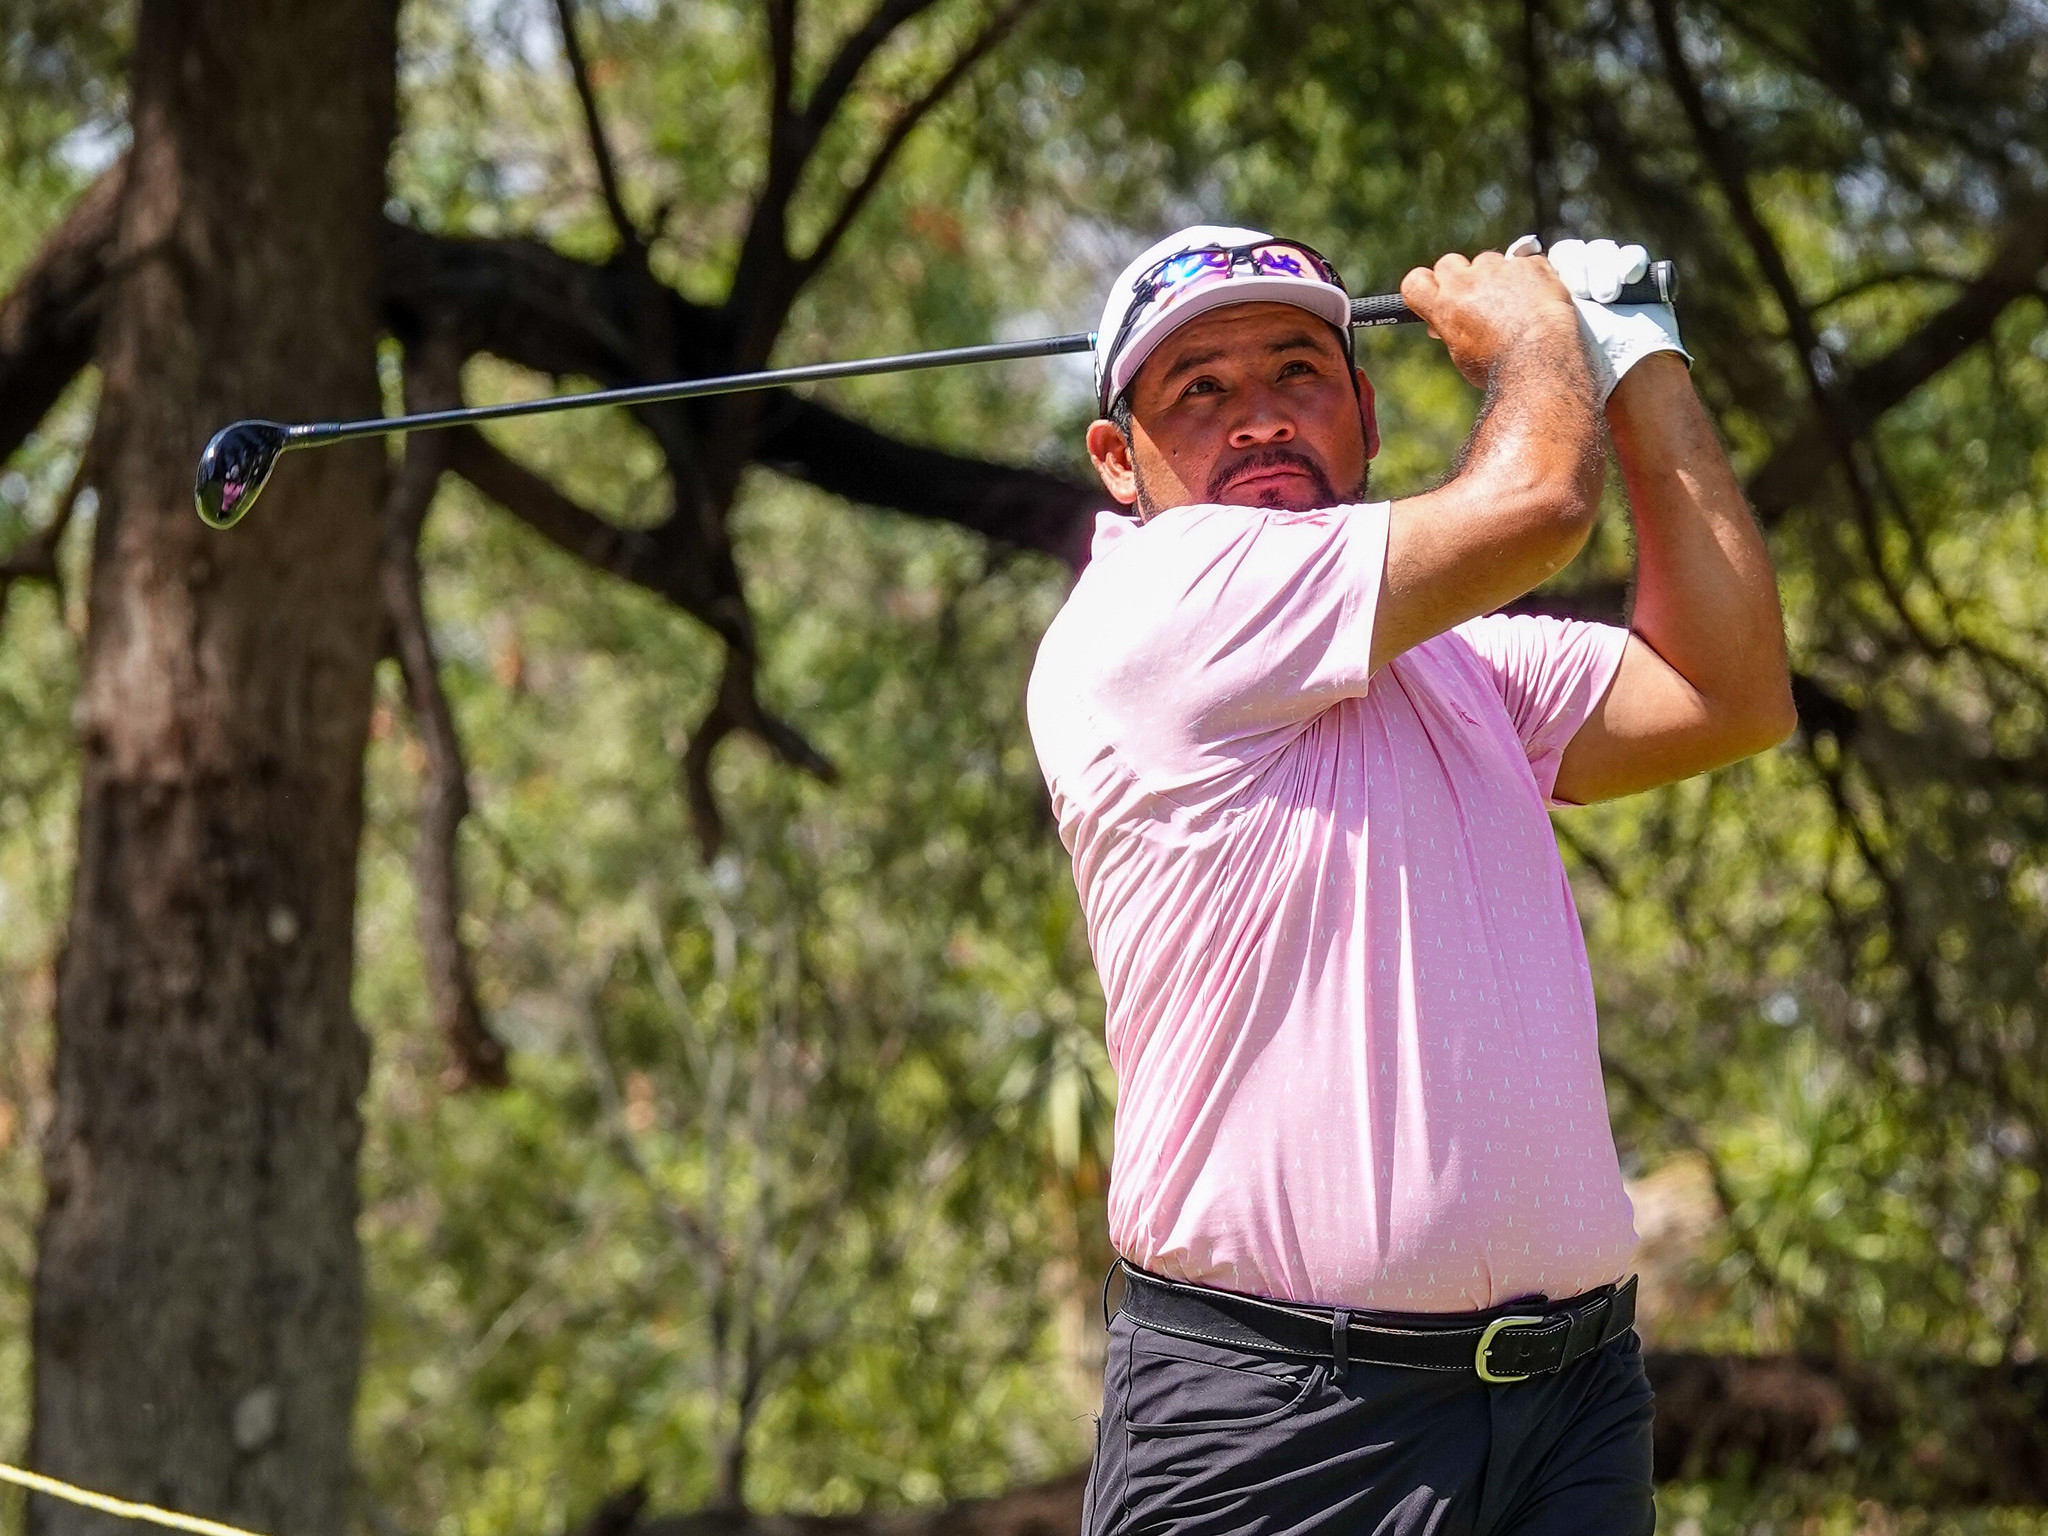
[
  {"xmin": 1550, "ymin": 356, "xmax": 1796, "ymax": 803},
  {"xmin": 1369, "ymin": 251, "xmax": 1609, "ymax": 673}
]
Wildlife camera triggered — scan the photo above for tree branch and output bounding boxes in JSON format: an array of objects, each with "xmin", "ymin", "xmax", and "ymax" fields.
[
  {"xmin": 1745, "ymin": 189, "xmax": 2048, "ymax": 525},
  {"xmin": 385, "ymin": 223, "xmax": 1097, "ymax": 566},
  {"xmin": 724, "ymin": 0, "xmax": 810, "ymax": 363},
  {"xmin": 1646, "ymin": 0, "xmax": 1982, "ymax": 656},
  {"xmin": 797, "ymin": 0, "xmax": 1042, "ymax": 282},
  {"xmin": 680, "ymin": 691, "xmax": 740, "ymax": 859},
  {"xmin": 1647, "ymin": 0, "xmax": 1854, "ymax": 457},
  {"xmin": 1696, "ymin": 0, "xmax": 2023, "ymax": 174},
  {"xmin": 752, "ymin": 395, "xmax": 1097, "ymax": 567},
  {"xmin": 766, "ymin": 0, "xmax": 799, "ymax": 126},
  {"xmin": 552, "ymin": 0, "xmax": 643, "ymax": 258},
  {"xmin": 382, "ymin": 339, "xmax": 509, "ymax": 1090},
  {"xmin": 383, "ymin": 222, "xmax": 654, "ymax": 378},
  {"xmin": 0, "ymin": 162, "xmax": 124, "ymax": 461},
  {"xmin": 682, "ymin": 651, "xmax": 837, "ymax": 858},
  {"xmin": 731, "ymin": 0, "xmax": 1030, "ymax": 372},
  {"xmin": 9, "ymin": 178, "xmax": 1096, "ymax": 689},
  {"xmin": 568, "ymin": 1486, "xmax": 648, "ymax": 1536},
  {"xmin": 731, "ymin": 0, "xmax": 938, "ymax": 333},
  {"xmin": 1646, "ymin": 0, "xmax": 2048, "ymax": 568},
  {"xmin": 801, "ymin": 0, "xmax": 939, "ymax": 138},
  {"xmin": 1805, "ymin": 265, "xmax": 1965, "ymax": 316},
  {"xmin": 440, "ymin": 423, "xmax": 836, "ymax": 854},
  {"xmin": 0, "ymin": 443, "xmax": 90, "ymax": 624},
  {"xmin": 441, "ymin": 423, "xmax": 745, "ymax": 638}
]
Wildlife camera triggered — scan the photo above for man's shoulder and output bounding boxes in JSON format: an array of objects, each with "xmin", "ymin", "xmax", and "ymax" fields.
[
  {"xmin": 1401, "ymin": 617, "xmax": 1494, "ymax": 674},
  {"xmin": 1025, "ymin": 575, "xmax": 1113, "ymax": 772},
  {"xmin": 1030, "ymin": 506, "xmax": 1245, "ymax": 684},
  {"xmin": 1446, "ymin": 608, "xmax": 1632, "ymax": 689},
  {"xmin": 1446, "ymin": 610, "xmax": 1529, "ymax": 646},
  {"xmin": 1073, "ymin": 501, "xmax": 1387, "ymax": 601}
]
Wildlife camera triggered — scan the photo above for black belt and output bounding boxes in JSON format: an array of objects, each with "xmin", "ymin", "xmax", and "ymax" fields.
[{"xmin": 1114, "ymin": 1263, "xmax": 1637, "ymax": 1385}]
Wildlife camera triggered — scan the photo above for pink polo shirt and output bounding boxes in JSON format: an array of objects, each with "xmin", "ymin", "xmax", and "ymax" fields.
[{"xmin": 1026, "ymin": 502, "xmax": 1638, "ymax": 1313}]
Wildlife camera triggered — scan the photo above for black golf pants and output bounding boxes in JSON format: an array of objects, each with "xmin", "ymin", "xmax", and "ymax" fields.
[{"xmin": 1082, "ymin": 1311, "xmax": 1656, "ymax": 1536}]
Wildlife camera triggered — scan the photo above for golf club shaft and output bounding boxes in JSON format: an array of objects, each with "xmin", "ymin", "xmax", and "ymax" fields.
[
  {"xmin": 290, "ymin": 330, "xmax": 1095, "ymax": 448},
  {"xmin": 287, "ymin": 261, "xmax": 1676, "ymax": 448}
]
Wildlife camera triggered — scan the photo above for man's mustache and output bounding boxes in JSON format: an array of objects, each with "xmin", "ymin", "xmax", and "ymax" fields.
[{"xmin": 1207, "ymin": 446, "xmax": 1340, "ymax": 506}]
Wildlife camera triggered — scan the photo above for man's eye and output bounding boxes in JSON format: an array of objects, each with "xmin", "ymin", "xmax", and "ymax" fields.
[
  {"xmin": 1279, "ymin": 360, "xmax": 1316, "ymax": 378},
  {"xmin": 1180, "ymin": 378, "xmax": 1222, "ymax": 399}
]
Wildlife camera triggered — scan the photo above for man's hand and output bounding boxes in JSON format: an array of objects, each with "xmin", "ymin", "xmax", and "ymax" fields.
[
  {"xmin": 1399, "ymin": 250, "xmax": 1582, "ymax": 388},
  {"xmin": 1369, "ymin": 249, "xmax": 1606, "ymax": 672},
  {"xmin": 1544, "ymin": 237, "xmax": 1691, "ymax": 403}
]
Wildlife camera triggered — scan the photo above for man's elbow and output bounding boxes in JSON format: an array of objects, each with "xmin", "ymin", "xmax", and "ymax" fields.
[
  {"xmin": 1724, "ymin": 676, "xmax": 1799, "ymax": 760},
  {"xmin": 1760, "ymin": 688, "xmax": 1800, "ymax": 753},
  {"xmin": 1510, "ymin": 465, "xmax": 1605, "ymax": 579},
  {"xmin": 1532, "ymin": 499, "xmax": 1602, "ymax": 586}
]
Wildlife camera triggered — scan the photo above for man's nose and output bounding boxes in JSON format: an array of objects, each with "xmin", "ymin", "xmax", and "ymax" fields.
[{"xmin": 1227, "ymin": 395, "xmax": 1296, "ymax": 448}]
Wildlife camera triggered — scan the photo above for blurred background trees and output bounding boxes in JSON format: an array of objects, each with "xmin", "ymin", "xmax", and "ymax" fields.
[{"xmin": 1, "ymin": 0, "xmax": 2045, "ymax": 1531}]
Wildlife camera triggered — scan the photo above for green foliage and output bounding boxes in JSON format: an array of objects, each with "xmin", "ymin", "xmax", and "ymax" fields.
[
  {"xmin": 357, "ymin": 22, "xmax": 1119, "ymax": 1514},
  {"xmin": 352, "ymin": 466, "xmax": 1104, "ymax": 1524},
  {"xmin": 1029, "ymin": 0, "xmax": 2048, "ymax": 1386},
  {"xmin": 0, "ymin": 0, "xmax": 124, "ymax": 184},
  {"xmin": 1659, "ymin": 1478, "xmax": 2048, "ymax": 1533},
  {"xmin": 5, "ymin": 0, "xmax": 2048, "ymax": 1527},
  {"xmin": 0, "ymin": 441, "xmax": 85, "ymax": 1531}
]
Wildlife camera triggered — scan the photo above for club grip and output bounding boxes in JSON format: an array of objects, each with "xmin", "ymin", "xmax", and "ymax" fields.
[{"xmin": 1350, "ymin": 259, "xmax": 1678, "ymax": 328}]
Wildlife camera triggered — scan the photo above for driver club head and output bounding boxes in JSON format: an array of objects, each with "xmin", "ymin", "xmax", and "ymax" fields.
[{"xmin": 194, "ymin": 420, "xmax": 290, "ymax": 529}]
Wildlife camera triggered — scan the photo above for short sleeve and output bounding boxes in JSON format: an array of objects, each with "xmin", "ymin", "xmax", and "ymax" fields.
[
  {"xmin": 1456, "ymin": 612, "xmax": 1629, "ymax": 805},
  {"xmin": 1036, "ymin": 502, "xmax": 1392, "ymax": 803}
]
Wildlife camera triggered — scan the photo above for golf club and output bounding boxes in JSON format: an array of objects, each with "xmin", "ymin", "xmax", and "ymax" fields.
[{"xmin": 194, "ymin": 261, "xmax": 1676, "ymax": 529}]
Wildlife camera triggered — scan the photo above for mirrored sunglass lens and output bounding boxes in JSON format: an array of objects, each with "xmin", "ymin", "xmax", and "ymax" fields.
[
  {"xmin": 1156, "ymin": 249, "xmax": 1231, "ymax": 289},
  {"xmin": 1248, "ymin": 245, "xmax": 1316, "ymax": 278}
]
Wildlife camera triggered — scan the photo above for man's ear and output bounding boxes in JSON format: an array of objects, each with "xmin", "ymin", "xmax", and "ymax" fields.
[
  {"xmin": 1354, "ymin": 367, "xmax": 1381, "ymax": 461},
  {"xmin": 1086, "ymin": 419, "xmax": 1140, "ymax": 506}
]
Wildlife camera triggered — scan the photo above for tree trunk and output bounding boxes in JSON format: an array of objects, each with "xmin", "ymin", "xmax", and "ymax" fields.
[{"xmin": 29, "ymin": 1, "xmax": 397, "ymax": 1533}]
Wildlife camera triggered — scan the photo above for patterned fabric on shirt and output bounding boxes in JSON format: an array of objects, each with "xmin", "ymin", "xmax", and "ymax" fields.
[{"xmin": 1026, "ymin": 503, "xmax": 1636, "ymax": 1311}]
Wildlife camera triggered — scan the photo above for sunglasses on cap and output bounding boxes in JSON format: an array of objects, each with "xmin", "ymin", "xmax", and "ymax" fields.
[{"xmin": 1100, "ymin": 239, "xmax": 1353, "ymax": 410}]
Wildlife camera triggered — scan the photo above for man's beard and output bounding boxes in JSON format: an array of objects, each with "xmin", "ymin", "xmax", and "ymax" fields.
[{"xmin": 1134, "ymin": 446, "xmax": 1371, "ymax": 518}]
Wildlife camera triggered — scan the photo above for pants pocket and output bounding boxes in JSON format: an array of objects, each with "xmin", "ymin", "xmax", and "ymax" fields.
[
  {"xmin": 1121, "ymin": 1326, "xmax": 1321, "ymax": 1436},
  {"xmin": 1114, "ymin": 1326, "xmax": 1329, "ymax": 1534}
]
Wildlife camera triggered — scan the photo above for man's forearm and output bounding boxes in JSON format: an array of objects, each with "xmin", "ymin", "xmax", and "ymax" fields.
[
  {"xmin": 1607, "ymin": 355, "xmax": 1794, "ymax": 744},
  {"xmin": 1464, "ymin": 321, "xmax": 1608, "ymax": 515},
  {"xmin": 1373, "ymin": 314, "xmax": 1607, "ymax": 668}
]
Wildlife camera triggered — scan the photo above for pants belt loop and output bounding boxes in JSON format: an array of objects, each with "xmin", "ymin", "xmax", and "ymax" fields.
[
  {"xmin": 1332, "ymin": 1310, "xmax": 1351, "ymax": 1382},
  {"xmin": 1101, "ymin": 1258, "xmax": 1126, "ymax": 1330}
]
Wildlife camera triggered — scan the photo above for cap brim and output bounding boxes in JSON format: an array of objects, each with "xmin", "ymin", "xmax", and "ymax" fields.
[{"xmin": 1104, "ymin": 278, "xmax": 1352, "ymax": 408}]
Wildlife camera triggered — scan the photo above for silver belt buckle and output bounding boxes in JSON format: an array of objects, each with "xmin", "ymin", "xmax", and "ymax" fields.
[{"xmin": 1474, "ymin": 1314, "xmax": 1548, "ymax": 1384}]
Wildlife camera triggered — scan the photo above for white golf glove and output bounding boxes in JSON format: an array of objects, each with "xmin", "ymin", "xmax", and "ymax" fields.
[{"xmin": 1507, "ymin": 234, "xmax": 1688, "ymax": 403}]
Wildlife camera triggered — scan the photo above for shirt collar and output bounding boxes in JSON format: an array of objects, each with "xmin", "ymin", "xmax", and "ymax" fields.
[{"xmin": 1089, "ymin": 508, "xmax": 1143, "ymax": 562}]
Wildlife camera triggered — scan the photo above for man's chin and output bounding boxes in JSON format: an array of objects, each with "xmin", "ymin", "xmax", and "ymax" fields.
[
  {"xmin": 1216, "ymin": 476, "xmax": 1326, "ymax": 512},
  {"xmin": 1134, "ymin": 468, "xmax": 1369, "ymax": 519}
]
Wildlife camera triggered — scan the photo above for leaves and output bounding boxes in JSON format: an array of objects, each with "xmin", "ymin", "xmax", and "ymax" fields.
[{"xmin": 3, "ymin": 0, "xmax": 2047, "ymax": 1524}]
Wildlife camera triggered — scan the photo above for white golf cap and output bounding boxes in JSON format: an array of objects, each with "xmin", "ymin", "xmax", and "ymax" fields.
[{"xmin": 1093, "ymin": 224, "xmax": 1353, "ymax": 413}]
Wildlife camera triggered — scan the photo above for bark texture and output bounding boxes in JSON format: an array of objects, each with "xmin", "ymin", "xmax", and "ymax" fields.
[{"xmin": 28, "ymin": 1, "xmax": 398, "ymax": 1534}]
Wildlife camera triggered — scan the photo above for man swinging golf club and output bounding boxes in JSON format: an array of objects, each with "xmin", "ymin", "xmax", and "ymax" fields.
[{"xmin": 1026, "ymin": 226, "xmax": 1795, "ymax": 1534}]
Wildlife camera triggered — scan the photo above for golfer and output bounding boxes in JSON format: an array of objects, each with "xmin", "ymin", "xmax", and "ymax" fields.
[{"xmin": 1026, "ymin": 226, "xmax": 1794, "ymax": 1534}]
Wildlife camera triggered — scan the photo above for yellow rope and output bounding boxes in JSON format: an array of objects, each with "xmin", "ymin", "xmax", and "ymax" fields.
[{"xmin": 0, "ymin": 1462, "xmax": 274, "ymax": 1536}]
